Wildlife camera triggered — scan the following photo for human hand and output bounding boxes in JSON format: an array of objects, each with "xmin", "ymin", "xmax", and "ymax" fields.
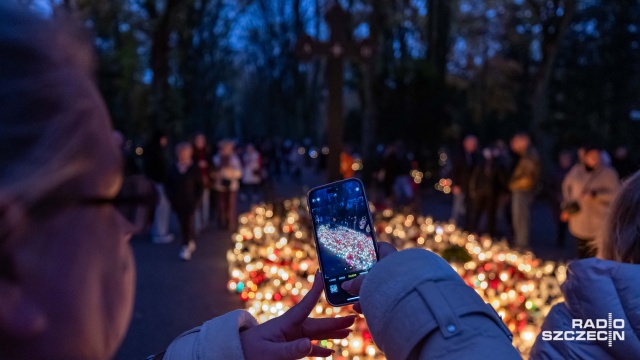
[
  {"xmin": 240, "ymin": 271, "xmax": 356, "ymax": 360},
  {"xmin": 340, "ymin": 242, "xmax": 398, "ymax": 313}
]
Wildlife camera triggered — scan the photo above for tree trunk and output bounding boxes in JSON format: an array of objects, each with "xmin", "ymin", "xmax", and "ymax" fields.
[
  {"xmin": 327, "ymin": 56, "xmax": 345, "ymax": 182},
  {"xmin": 529, "ymin": 0, "xmax": 576, "ymax": 171},
  {"xmin": 361, "ymin": 0, "xmax": 383, "ymax": 172},
  {"xmin": 425, "ymin": 0, "xmax": 451, "ymax": 149},
  {"xmin": 149, "ymin": 0, "xmax": 181, "ymax": 131}
]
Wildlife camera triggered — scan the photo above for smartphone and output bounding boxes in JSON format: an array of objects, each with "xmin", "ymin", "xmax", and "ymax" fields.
[{"xmin": 307, "ymin": 178, "xmax": 379, "ymax": 306}]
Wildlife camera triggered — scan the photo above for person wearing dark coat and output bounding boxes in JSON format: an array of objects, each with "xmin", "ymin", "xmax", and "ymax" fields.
[
  {"xmin": 143, "ymin": 130, "xmax": 174, "ymax": 243},
  {"xmin": 192, "ymin": 133, "xmax": 213, "ymax": 233},
  {"xmin": 450, "ymin": 135, "xmax": 479, "ymax": 227},
  {"xmin": 548, "ymin": 150, "xmax": 573, "ymax": 247},
  {"xmin": 166, "ymin": 142, "xmax": 203, "ymax": 261},
  {"xmin": 468, "ymin": 147, "xmax": 501, "ymax": 237},
  {"xmin": 143, "ymin": 130, "xmax": 170, "ymax": 184}
]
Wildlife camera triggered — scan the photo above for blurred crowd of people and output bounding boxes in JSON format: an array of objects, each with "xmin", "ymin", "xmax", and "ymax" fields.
[
  {"xmin": 118, "ymin": 132, "xmax": 343, "ymax": 261},
  {"xmin": 117, "ymin": 126, "xmax": 638, "ymax": 262},
  {"xmin": 118, "ymin": 131, "xmax": 288, "ymax": 261},
  {"xmin": 448, "ymin": 133, "xmax": 636, "ymax": 257},
  {"xmin": 449, "ymin": 133, "xmax": 539, "ymax": 249}
]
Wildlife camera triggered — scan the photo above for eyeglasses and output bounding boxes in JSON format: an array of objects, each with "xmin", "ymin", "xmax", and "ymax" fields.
[
  {"xmin": 29, "ymin": 175, "xmax": 158, "ymax": 234},
  {"xmin": 81, "ymin": 175, "xmax": 158, "ymax": 233}
]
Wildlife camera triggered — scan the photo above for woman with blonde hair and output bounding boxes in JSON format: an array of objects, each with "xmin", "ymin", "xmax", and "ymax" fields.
[
  {"xmin": 0, "ymin": 3, "xmax": 353, "ymax": 359},
  {"xmin": 213, "ymin": 140, "xmax": 242, "ymax": 231}
]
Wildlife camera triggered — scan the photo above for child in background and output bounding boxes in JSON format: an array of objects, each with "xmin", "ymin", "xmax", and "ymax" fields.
[{"xmin": 166, "ymin": 142, "xmax": 203, "ymax": 261}]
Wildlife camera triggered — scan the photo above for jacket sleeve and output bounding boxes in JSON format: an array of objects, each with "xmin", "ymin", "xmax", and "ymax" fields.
[
  {"xmin": 162, "ymin": 310, "xmax": 258, "ymax": 360},
  {"xmin": 530, "ymin": 303, "xmax": 573, "ymax": 360},
  {"xmin": 359, "ymin": 249, "xmax": 521, "ymax": 360}
]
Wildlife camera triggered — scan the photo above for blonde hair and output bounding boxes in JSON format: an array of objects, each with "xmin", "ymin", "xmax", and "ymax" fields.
[
  {"xmin": 0, "ymin": 4, "xmax": 99, "ymax": 241},
  {"xmin": 598, "ymin": 170, "xmax": 640, "ymax": 264}
]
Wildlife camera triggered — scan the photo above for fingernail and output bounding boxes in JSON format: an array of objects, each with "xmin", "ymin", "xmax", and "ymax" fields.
[{"xmin": 341, "ymin": 281, "xmax": 352, "ymax": 292}]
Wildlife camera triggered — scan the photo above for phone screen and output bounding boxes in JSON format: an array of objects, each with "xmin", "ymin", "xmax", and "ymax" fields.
[{"xmin": 308, "ymin": 178, "xmax": 378, "ymax": 306}]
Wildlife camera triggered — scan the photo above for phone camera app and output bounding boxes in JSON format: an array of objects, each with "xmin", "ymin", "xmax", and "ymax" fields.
[{"xmin": 311, "ymin": 181, "xmax": 377, "ymax": 280}]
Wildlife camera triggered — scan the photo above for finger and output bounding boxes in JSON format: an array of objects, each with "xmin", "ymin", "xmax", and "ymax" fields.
[
  {"xmin": 282, "ymin": 271, "xmax": 323, "ymax": 324},
  {"xmin": 341, "ymin": 274, "xmax": 365, "ymax": 295},
  {"xmin": 378, "ymin": 241, "xmax": 398, "ymax": 258},
  {"xmin": 309, "ymin": 345, "xmax": 334, "ymax": 358},
  {"xmin": 268, "ymin": 338, "xmax": 312, "ymax": 360},
  {"xmin": 342, "ymin": 242, "xmax": 397, "ymax": 295},
  {"xmin": 302, "ymin": 315, "xmax": 356, "ymax": 338},
  {"xmin": 306, "ymin": 328, "xmax": 352, "ymax": 341},
  {"xmin": 352, "ymin": 303, "xmax": 362, "ymax": 314}
]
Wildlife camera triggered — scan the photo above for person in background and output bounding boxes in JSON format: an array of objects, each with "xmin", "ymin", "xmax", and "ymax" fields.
[
  {"xmin": 508, "ymin": 132, "xmax": 540, "ymax": 250},
  {"xmin": 468, "ymin": 147, "xmax": 501, "ymax": 237},
  {"xmin": 492, "ymin": 140, "xmax": 514, "ymax": 239},
  {"xmin": 450, "ymin": 135, "xmax": 479, "ymax": 227},
  {"xmin": 340, "ymin": 146, "xmax": 355, "ymax": 179},
  {"xmin": 143, "ymin": 129, "xmax": 174, "ymax": 244},
  {"xmin": 259, "ymin": 141, "xmax": 277, "ymax": 203},
  {"xmin": 379, "ymin": 143, "xmax": 399, "ymax": 207},
  {"xmin": 213, "ymin": 140, "xmax": 242, "ymax": 231},
  {"xmin": 113, "ymin": 130, "xmax": 140, "ymax": 176},
  {"xmin": 166, "ymin": 142, "xmax": 202, "ymax": 261},
  {"xmin": 281, "ymin": 139, "xmax": 293, "ymax": 176},
  {"xmin": 0, "ymin": 5, "xmax": 354, "ymax": 359},
  {"xmin": 531, "ymin": 170, "xmax": 640, "ymax": 358},
  {"xmin": 242, "ymin": 143, "xmax": 263, "ymax": 203},
  {"xmin": 289, "ymin": 143, "xmax": 303, "ymax": 182},
  {"xmin": 192, "ymin": 133, "xmax": 212, "ymax": 234},
  {"xmin": 549, "ymin": 150, "xmax": 574, "ymax": 247},
  {"xmin": 561, "ymin": 146, "xmax": 620, "ymax": 258},
  {"xmin": 392, "ymin": 142, "xmax": 414, "ymax": 208}
]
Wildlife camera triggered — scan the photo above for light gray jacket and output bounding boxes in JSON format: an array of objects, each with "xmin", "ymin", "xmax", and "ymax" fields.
[
  {"xmin": 162, "ymin": 310, "xmax": 257, "ymax": 360},
  {"xmin": 562, "ymin": 164, "xmax": 619, "ymax": 239},
  {"xmin": 359, "ymin": 248, "xmax": 521, "ymax": 360}
]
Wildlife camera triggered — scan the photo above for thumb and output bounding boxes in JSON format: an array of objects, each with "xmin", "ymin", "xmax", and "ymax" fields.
[
  {"xmin": 341, "ymin": 274, "xmax": 365, "ymax": 295},
  {"xmin": 271, "ymin": 338, "xmax": 312, "ymax": 360}
]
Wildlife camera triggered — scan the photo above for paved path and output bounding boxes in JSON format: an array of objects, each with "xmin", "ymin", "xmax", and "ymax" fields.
[{"xmin": 115, "ymin": 226, "xmax": 242, "ymax": 360}]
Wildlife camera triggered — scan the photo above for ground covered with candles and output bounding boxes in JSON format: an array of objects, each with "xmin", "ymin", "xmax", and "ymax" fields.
[{"xmin": 227, "ymin": 199, "xmax": 566, "ymax": 359}]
